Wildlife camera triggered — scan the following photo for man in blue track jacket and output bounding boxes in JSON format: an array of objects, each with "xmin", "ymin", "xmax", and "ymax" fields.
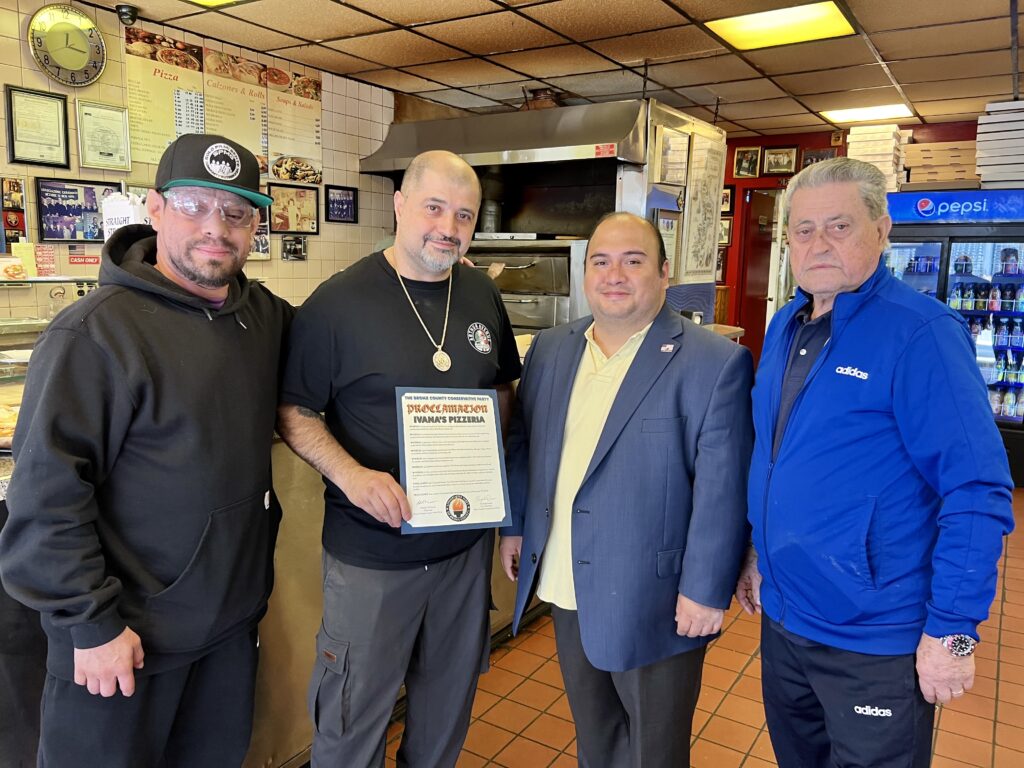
[{"xmin": 736, "ymin": 157, "xmax": 1014, "ymax": 768}]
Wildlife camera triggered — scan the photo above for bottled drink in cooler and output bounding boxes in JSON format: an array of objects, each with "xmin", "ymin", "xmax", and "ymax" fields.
[
  {"xmin": 996, "ymin": 352, "xmax": 1007, "ymax": 382},
  {"xmin": 1005, "ymin": 285, "xmax": 1018, "ymax": 312},
  {"xmin": 1012, "ymin": 320, "xmax": 1024, "ymax": 348},
  {"xmin": 997, "ymin": 318, "xmax": 1011, "ymax": 347},
  {"xmin": 1018, "ymin": 290, "xmax": 1024, "ymax": 312},
  {"xmin": 970, "ymin": 316, "xmax": 983, "ymax": 336},
  {"xmin": 963, "ymin": 283, "xmax": 975, "ymax": 311},
  {"xmin": 1003, "ymin": 389, "xmax": 1018, "ymax": 419},
  {"xmin": 976, "ymin": 284, "xmax": 990, "ymax": 311},
  {"xmin": 949, "ymin": 284, "xmax": 962, "ymax": 310},
  {"xmin": 990, "ymin": 284, "xmax": 1002, "ymax": 312},
  {"xmin": 991, "ymin": 389, "xmax": 1004, "ymax": 415},
  {"xmin": 1007, "ymin": 351, "xmax": 1019, "ymax": 384}
]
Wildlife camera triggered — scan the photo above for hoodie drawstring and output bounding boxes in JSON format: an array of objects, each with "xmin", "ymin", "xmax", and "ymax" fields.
[
  {"xmin": 236, "ymin": 314, "xmax": 248, "ymax": 330},
  {"xmin": 203, "ymin": 308, "xmax": 213, "ymax": 321}
]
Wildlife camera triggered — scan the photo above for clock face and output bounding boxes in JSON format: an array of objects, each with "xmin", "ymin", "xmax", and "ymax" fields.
[{"xmin": 28, "ymin": 4, "xmax": 106, "ymax": 87}]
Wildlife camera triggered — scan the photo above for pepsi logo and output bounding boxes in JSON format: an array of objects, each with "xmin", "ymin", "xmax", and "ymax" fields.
[{"xmin": 916, "ymin": 198, "xmax": 936, "ymax": 217}]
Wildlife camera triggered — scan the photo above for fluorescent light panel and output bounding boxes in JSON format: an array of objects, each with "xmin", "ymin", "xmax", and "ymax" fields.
[
  {"xmin": 708, "ymin": 2, "xmax": 855, "ymax": 50},
  {"xmin": 185, "ymin": 0, "xmax": 243, "ymax": 8},
  {"xmin": 820, "ymin": 104, "xmax": 913, "ymax": 123}
]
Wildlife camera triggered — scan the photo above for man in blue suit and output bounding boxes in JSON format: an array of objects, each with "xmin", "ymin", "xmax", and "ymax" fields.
[{"xmin": 500, "ymin": 212, "xmax": 754, "ymax": 767}]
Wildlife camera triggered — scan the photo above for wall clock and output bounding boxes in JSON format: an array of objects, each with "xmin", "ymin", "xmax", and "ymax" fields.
[{"xmin": 28, "ymin": 4, "xmax": 106, "ymax": 87}]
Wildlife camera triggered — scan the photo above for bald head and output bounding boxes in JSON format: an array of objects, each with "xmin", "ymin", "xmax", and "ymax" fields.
[
  {"xmin": 401, "ymin": 150, "xmax": 481, "ymax": 200},
  {"xmin": 588, "ymin": 212, "xmax": 667, "ymax": 268}
]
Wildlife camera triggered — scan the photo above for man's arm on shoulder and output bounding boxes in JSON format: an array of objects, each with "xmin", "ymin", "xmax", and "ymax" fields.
[
  {"xmin": 679, "ymin": 343, "xmax": 755, "ymax": 612},
  {"xmin": 276, "ymin": 403, "xmax": 410, "ymax": 527}
]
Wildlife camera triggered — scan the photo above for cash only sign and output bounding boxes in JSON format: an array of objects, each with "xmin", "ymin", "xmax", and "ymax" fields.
[{"xmin": 396, "ymin": 389, "xmax": 512, "ymax": 534}]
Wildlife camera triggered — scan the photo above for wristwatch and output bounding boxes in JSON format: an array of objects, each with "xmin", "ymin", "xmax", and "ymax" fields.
[{"xmin": 940, "ymin": 634, "xmax": 977, "ymax": 657}]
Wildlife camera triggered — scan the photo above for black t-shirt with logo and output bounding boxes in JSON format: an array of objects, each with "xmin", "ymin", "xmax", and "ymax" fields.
[{"xmin": 281, "ymin": 251, "xmax": 522, "ymax": 569}]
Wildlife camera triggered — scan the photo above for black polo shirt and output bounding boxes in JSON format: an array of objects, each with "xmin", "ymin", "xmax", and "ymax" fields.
[{"xmin": 772, "ymin": 299, "xmax": 832, "ymax": 460}]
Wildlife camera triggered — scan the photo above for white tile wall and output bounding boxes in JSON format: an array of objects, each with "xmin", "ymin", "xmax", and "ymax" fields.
[{"xmin": 0, "ymin": 0, "xmax": 394, "ymax": 314}]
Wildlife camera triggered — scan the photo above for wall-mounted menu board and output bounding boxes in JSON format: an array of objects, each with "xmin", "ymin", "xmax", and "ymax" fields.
[
  {"xmin": 267, "ymin": 69, "xmax": 323, "ymax": 185},
  {"xmin": 203, "ymin": 49, "xmax": 268, "ymax": 173},
  {"xmin": 125, "ymin": 27, "xmax": 204, "ymax": 164}
]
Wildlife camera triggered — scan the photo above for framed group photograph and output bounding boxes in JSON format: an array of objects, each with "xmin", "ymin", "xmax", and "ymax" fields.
[
  {"xmin": 77, "ymin": 100, "xmax": 131, "ymax": 171},
  {"xmin": 268, "ymin": 183, "xmax": 319, "ymax": 235},
  {"xmin": 763, "ymin": 146, "xmax": 799, "ymax": 175},
  {"xmin": 719, "ymin": 217, "xmax": 733, "ymax": 246},
  {"xmin": 325, "ymin": 185, "xmax": 358, "ymax": 224},
  {"xmin": 721, "ymin": 185, "xmax": 735, "ymax": 215},
  {"xmin": 35, "ymin": 177, "xmax": 122, "ymax": 242},
  {"xmin": 801, "ymin": 147, "xmax": 839, "ymax": 169},
  {"xmin": 5, "ymin": 85, "xmax": 69, "ymax": 168},
  {"xmin": 733, "ymin": 147, "xmax": 761, "ymax": 179}
]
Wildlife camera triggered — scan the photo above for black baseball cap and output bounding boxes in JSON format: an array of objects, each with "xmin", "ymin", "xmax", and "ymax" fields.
[{"xmin": 155, "ymin": 134, "xmax": 273, "ymax": 208}]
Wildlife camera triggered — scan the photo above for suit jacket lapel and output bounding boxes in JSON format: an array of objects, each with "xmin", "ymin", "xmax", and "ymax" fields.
[
  {"xmin": 580, "ymin": 304, "xmax": 685, "ymax": 488},
  {"xmin": 543, "ymin": 322, "xmax": 588, "ymax": 501}
]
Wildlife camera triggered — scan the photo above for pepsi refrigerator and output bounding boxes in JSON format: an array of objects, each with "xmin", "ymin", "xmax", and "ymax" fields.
[{"xmin": 886, "ymin": 189, "xmax": 1024, "ymax": 486}]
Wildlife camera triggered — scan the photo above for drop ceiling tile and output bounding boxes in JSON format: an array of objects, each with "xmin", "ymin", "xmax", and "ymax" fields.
[
  {"xmin": 542, "ymin": 69, "xmax": 646, "ymax": 97},
  {"xmin": 669, "ymin": 0, "xmax": 797, "ymax": 23},
  {"xmin": 521, "ymin": 0, "xmax": 688, "ymax": 41},
  {"xmin": 104, "ymin": 0, "xmax": 199, "ymax": 22},
  {"xmin": 802, "ymin": 86, "xmax": 902, "ymax": 112},
  {"xmin": 168, "ymin": 12, "xmax": 302, "ymax": 52},
  {"xmin": 271, "ymin": 45, "xmax": 375, "ymax": 74},
  {"xmin": 849, "ymin": 0, "xmax": 1010, "ymax": 34},
  {"xmin": 774, "ymin": 65, "xmax": 891, "ymax": 96},
  {"xmin": 888, "ymin": 50, "xmax": 1011, "ymax": 83},
  {"xmin": 417, "ymin": 12, "xmax": 564, "ymax": 55},
  {"xmin": 727, "ymin": 130, "xmax": 760, "ymax": 138},
  {"xmin": 586, "ymin": 91, "xmax": 648, "ymax": 103},
  {"xmin": 923, "ymin": 112, "xmax": 986, "ymax": 123},
  {"xmin": 224, "ymin": 0, "xmax": 393, "ymax": 40},
  {"xmin": 352, "ymin": 68, "xmax": 445, "ymax": 93},
  {"xmin": 680, "ymin": 78, "xmax": 785, "ymax": 105},
  {"xmin": 902, "ymin": 75, "xmax": 1012, "ymax": 102},
  {"xmin": 420, "ymin": 89, "xmax": 505, "ymax": 109},
  {"xmin": 561, "ymin": 97, "xmax": 592, "ymax": 106},
  {"xmin": 466, "ymin": 104, "xmax": 518, "ymax": 114},
  {"xmin": 325, "ymin": 30, "xmax": 464, "ymax": 67},
  {"xmin": 462, "ymin": 79, "xmax": 549, "ymax": 101},
  {"xmin": 344, "ymin": 0, "xmax": 503, "ymax": 26},
  {"xmin": 404, "ymin": 58, "xmax": 523, "ymax": 87},
  {"xmin": 718, "ymin": 98, "xmax": 807, "ymax": 120},
  {"xmin": 646, "ymin": 55, "xmax": 759, "ymax": 87},
  {"xmin": 915, "ymin": 95, "xmax": 1010, "ymax": 117},
  {"xmin": 646, "ymin": 89, "xmax": 697, "ymax": 109},
  {"xmin": 738, "ymin": 113, "xmax": 827, "ymax": 130},
  {"xmin": 745, "ymin": 37, "xmax": 876, "ymax": 75},
  {"xmin": 870, "ymin": 19, "xmax": 1009, "ymax": 61},
  {"xmin": 487, "ymin": 44, "xmax": 613, "ymax": 78},
  {"xmin": 760, "ymin": 125, "xmax": 834, "ymax": 135},
  {"xmin": 589, "ymin": 25, "xmax": 724, "ymax": 65}
]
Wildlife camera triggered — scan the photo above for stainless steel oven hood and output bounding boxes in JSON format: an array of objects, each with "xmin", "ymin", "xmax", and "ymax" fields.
[{"xmin": 360, "ymin": 100, "xmax": 647, "ymax": 173}]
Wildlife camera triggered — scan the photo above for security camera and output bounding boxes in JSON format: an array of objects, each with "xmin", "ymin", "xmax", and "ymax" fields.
[{"xmin": 115, "ymin": 4, "xmax": 138, "ymax": 25}]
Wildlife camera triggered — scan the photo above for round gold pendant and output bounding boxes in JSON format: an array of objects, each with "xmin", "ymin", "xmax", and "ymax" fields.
[{"xmin": 432, "ymin": 349, "xmax": 451, "ymax": 372}]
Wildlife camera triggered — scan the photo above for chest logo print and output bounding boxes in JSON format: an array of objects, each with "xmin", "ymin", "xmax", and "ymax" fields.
[
  {"xmin": 467, "ymin": 322, "xmax": 493, "ymax": 354},
  {"xmin": 835, "ymin": 365, "xmax": 869, "ymax": 380}
]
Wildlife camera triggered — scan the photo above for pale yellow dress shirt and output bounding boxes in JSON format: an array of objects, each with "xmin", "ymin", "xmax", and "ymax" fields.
[{"xmin": 536, "ymin": 321, "xmax": 652, "ymax": 610}]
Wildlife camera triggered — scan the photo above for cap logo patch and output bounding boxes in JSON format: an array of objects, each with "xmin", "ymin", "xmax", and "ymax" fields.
[{"xmin": 203, "ymin": 143, "xmax": 241, "ymax": 180}]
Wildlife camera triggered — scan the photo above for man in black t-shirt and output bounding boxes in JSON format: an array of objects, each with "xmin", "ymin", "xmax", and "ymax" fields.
[{"xmin": 278, "ymin": 150, "xmax": 521, "ymax": 768}]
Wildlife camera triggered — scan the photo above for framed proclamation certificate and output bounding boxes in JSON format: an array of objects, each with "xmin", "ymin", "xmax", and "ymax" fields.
[
  {"xmin": 77, "ymin": 100, "xmax": 131, "ymax": 171},
  {"xmin": 397, "ymin": 388, "xmax": 512, "ymax": 534}
]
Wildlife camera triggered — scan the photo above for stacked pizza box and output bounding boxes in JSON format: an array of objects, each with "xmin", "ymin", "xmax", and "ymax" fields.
[
  {"xmin": 846, "ymin": 125, "xmax": 904, "ymax": 191},
  {"xmin": 976, "ymin": 100, "xmax": 1024, "ymax": 189},
  {"xmin": 901, "ymin": 140, "xmax": 979, "ymax": 191}
]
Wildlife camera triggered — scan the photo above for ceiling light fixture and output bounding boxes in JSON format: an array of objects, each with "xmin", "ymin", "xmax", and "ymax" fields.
[
  {"xmin": 184, "ymin": 0, "xmax": 244, "ymax": 8},
  {"xmin": 707, "ymin": 1, "xmax": 855, "ymax": 50},
  {"xmin": 820, "ymin": 103, "xmax": 913, "ymax": 123}
]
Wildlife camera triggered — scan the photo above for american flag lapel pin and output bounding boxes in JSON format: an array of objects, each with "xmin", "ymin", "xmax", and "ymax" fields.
[{"xmin": 660, "ymin": 344, "xmax": 675, "ymax": 353}]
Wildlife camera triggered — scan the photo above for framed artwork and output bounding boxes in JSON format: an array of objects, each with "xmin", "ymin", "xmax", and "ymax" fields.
[
  {"xmin": 325, "ymin": 185, "xmax": 358, "ymax": 224},
  {"xmin": 76, "ymin": 100, "xmax": 131, "ymax": 171},
  {"xmin": 281, "ymin": 235, "xmax": 307, "ymax": 260},
  {"xmin": 721, "ymin": 185, "xmax": 735, "ymax": 215},
  {"xmin": 763, "ymin": 146, "xmax": 799, "ymax": 175},
  {"xmin": 249, "ymin": 205, "xmax": 270, "ymax": 261},
  {"xmin": 35, "ymin": 177, "xmax": 122, "ymax": 242},
  {"xmin": 801, "ymin": 146, "xmax": 839, "ymax": 168},
  {"xmin": 716, "ymin": 247, "xmax": 727, "ymax": 283},
  {"xmin": 268, "ymin": 183, "xmax": 319, "ymax": 235},
  {"xmin": 5, "ymin": 85, "xmax": 69, "ymax": 168},
  {"xmin": 719, "ymin": 217, "xmax": 733, "ymax": 246},
  {"xmin": 733, "ymin": 146, "xmax": 761, "ymax": 179}
]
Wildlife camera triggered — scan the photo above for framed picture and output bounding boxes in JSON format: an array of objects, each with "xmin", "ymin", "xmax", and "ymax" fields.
[
  {"xmin": 268, "ymin": 183, "xmax": 319, "ymax": 235},
  {"xmin": 76, "ymin": 100, "xmax": 131, "ymax": 171},
  {"xmin": 716, "ymin": 247, "xmax": 727, "ymax": 283},
  {"xmin": 2, "ymin": 178, "xmax": 25, "ymax": 210},
  {"xmin": 5, "ymin": 85, "xmax": 69, "ymax": 168},
  {"xmin": 721, "ymin": 185, "xmax": 734, "ymax": 215},
  {"xmin": 35, "ymin": 177, "xmax": 122, "ymax": 242},
  {"xmin": 719, "ymin": 217, "xmax": 733, "ymax": 246},
  {"xmin": 763, "ymin": 146, "xmax": 799, "ymax": 175},
  {"xmin": 281, "ymin": 235, "xmax": 307, "ymax": 261},
  {"xmin": 249, "ymin": 205, "xmax": 270, "ymax": 261},
  {"xmin": 325, "ymin": 185, "xmax": 358, "ymax": 224},
  {"xmin": 733, "ymin": 146, "xmax": 761, "ymax": 179},
  {"xmin": 801, "ymin": 147, "xmax": 839, "ymax": 169}
]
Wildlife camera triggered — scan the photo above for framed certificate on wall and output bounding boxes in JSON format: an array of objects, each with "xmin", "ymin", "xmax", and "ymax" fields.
[
  {"xmin": 5, "ymin": 85, "xmax": 69, "ymax": 168},
  {"xmin": 77, "ymin": 100, "xmax": 131, "ymax": 171}
]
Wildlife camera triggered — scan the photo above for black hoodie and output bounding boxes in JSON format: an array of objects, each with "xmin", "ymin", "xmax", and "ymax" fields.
[{"xmin": 0, "ymin": 225, "xmax": 293, "ymax": 679}]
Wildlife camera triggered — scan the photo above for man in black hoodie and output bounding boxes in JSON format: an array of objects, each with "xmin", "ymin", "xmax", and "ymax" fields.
[{"xmin": 0, "ymin": 134, "xmax": 292, "ymax": 768}]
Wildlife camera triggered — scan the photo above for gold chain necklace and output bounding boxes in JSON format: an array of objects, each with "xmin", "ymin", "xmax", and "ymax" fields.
[{"xmin": 396, "ymin": 268, "xmax": 453, "ymax": 372}]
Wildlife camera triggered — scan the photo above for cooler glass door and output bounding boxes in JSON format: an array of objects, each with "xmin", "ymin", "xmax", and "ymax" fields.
[
  {"xmin": 884, "ymin": 240, "xmax": 944, "ymax": 299},
  {"xmin": 946, "ymin": 240, "xmax": 1024, "ymax": 427}
]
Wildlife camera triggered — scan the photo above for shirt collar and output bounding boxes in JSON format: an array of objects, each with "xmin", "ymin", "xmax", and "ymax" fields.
[{"xmin": 584, "ymin": 321, "xmax": 653, "ymax": 365}]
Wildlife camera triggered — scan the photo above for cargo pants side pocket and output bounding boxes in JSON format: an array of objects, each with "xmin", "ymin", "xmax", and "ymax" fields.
[{"xmin": 307, "ymin": 627, "xmax": 351, "ymax": 739}]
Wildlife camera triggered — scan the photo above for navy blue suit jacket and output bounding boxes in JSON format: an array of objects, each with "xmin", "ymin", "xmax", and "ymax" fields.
[{"xmin": 505, "ymin": 303, "xmax": 754, "ymax": 672}]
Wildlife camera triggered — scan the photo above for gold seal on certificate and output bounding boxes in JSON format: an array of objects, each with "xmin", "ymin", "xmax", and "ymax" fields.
[{"xmin": 397, "ymin": 388, "xmax": 512, "ymax": 534}]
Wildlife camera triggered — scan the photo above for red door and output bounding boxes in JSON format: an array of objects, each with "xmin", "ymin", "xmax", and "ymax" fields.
[{"xmin": 738, "ymin": 189, "xmax": 778, "ymax": 366}]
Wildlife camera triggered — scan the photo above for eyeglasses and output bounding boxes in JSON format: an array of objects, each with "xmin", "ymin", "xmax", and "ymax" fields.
[{"xmin": 162, "ymin": 190, "xmax": 257, "ymax": 228}]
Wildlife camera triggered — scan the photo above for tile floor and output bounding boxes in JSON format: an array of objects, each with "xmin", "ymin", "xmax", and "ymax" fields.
[{"xmin": 383, "ymin": 490, "xmax": 1023, "ymax": 767}]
